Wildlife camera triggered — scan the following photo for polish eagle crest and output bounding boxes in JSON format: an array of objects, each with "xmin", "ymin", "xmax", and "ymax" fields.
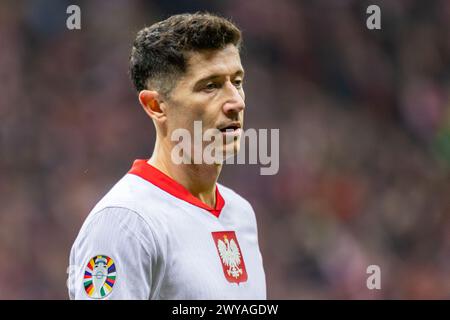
[{"xmin": 211, "ymin": 231, "xmax": 248, "ymax": 284}]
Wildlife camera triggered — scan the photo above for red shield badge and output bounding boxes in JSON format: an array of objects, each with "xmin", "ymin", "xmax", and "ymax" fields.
[{"xmin": 211, "ymin": 231, "xmax": 248, "ymax": 284}]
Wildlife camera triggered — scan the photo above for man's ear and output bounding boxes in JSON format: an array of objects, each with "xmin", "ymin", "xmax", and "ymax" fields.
[{"xmin": 138, "ymin": 90, "xmax": 167, "ymax": 122}]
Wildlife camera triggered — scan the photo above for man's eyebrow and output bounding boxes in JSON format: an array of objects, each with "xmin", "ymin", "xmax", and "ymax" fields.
[{"xmin": 193, "ymin": 69, "xmax": 245, "ymax": 86}]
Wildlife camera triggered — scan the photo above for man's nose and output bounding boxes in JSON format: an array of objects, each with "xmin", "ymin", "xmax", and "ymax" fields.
[{"xmin": 222, "ymin": 82, "xmax": 245, "ymax": 115}]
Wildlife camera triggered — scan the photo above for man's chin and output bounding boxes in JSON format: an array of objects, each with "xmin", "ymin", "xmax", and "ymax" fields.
[
  {"xmin": 222, "ymin": 141, "xmax": 240, "ymax": 159},
  {"xmin": 205, "ymin": 142, "xmax": 240, "ymax": 165}
]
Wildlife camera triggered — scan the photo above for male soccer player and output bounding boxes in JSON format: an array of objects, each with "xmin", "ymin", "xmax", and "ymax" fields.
[{"xmin": 68, "ymin": 12, "xmax": 266, "ymax": 299}]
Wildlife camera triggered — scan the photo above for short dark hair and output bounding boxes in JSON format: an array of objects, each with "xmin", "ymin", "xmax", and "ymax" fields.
[{"xmin": 129, "ymin": 12, "xmax": 242, "ymax": 96}]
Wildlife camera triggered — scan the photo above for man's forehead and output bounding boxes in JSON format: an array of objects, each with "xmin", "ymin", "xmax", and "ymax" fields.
[{"xmin": 184, "ymin": 45, "xmax": 243, "ymax": 79}]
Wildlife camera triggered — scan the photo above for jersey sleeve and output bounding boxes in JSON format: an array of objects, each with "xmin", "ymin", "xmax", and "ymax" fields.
[{"xmin": 68, "ymin": 206, "xmax": 165, "ymax": 300}]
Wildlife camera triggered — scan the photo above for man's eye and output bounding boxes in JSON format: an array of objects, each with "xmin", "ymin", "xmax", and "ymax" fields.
[
  {"xmin": 233, "ymin": 80, "xmax": 243, "ymax": 88},
  {"xmin": 205, "ymin": 83, "xmax": 218, "ymax": 90}
]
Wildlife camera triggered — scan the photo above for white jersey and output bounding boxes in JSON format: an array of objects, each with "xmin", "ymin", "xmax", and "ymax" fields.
[{"xmin": 68, "ymin": 159, "xmax": 266, "ymax": 300}]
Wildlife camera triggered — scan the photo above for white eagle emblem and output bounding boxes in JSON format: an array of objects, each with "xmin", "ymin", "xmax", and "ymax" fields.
[{"xmin": 217, "ymin": 235, "xmax": 243, "ymax": 279}]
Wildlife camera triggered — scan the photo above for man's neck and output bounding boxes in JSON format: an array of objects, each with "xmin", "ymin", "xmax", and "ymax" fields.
[{"xmin": 147, "ymin": 143, "xmax": 222, "ymax": 208}]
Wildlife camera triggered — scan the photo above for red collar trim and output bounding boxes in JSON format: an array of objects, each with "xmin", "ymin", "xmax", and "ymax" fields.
[{"xmin": 128, "ymin": 159, "xmax": 225, "ymax": 218}]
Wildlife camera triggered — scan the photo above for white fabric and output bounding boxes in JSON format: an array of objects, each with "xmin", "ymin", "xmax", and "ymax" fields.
[{"xmin": 68, "ymin": 173, "xmax": 266, "ymax": 300}]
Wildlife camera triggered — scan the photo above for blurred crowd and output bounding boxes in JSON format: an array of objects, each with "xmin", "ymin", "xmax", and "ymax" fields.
[{"xmin": 0, "ymin": 0, "xmax": 449, "ymax": 299}]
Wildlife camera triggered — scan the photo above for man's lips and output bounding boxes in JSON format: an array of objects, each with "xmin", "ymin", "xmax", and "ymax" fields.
[
  {"xmin": 220, "ymin": 127, "xmax": 242, "ymax": 137},
  {"xmin": 217, "ymin": 122, "xmax": 242, "ymax": 132},
  {"xmin": 216, "ymin": 122, "xmax": 242, "ymax": 137}
]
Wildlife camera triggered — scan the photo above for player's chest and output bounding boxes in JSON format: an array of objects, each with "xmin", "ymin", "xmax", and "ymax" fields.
[{"xmin": 160, "ymin": 215, "xmax": 264, "ymax": 299}]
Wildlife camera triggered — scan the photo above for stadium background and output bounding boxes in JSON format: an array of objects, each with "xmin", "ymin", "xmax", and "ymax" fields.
[{"xmin": 1, "ymin": 0, "xmax": 450, "ymax": 299}]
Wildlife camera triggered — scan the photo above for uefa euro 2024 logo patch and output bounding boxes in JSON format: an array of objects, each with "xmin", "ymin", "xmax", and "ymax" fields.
[{"xmin": 83, "ymin": 255, "xmax": 117, "ymax": 299}]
